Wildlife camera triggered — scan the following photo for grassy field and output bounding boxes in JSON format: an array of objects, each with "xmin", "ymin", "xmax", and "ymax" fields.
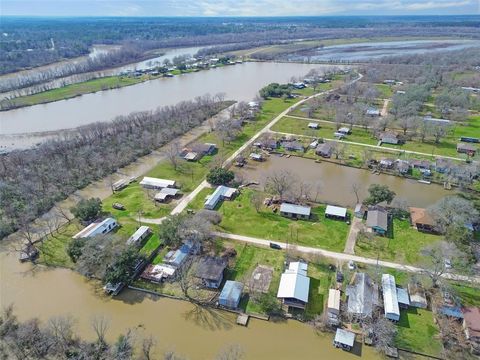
[
  {"xmin": 38, "ymin": 221, "xmax": 81, "ymax": 268},
  {"xmin": 374, "ymin": 83, "xmax": 394, "ymax": 98},
  {"xmin": 355, "ymin": 219, "xmax": 441, "ymax": 265},
  {"xmin": 200, "ymin": 189, "xmax": 350, "ymax": 252},
  {"xmin": 304, "ymin": 262, "xmax": 336, "ymax": 319},
  {"xmin": 0, "ymin": 76, "xmax": 148, "ymax": 109},
  {"xmin": 395, "ymin": 308, "xmax": 443, "ymax": 357}
]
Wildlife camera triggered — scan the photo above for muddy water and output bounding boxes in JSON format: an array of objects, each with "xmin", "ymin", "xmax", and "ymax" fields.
[
  {"xmin": 236, "ymin": 155, "xmax": 450, "ymax": 208},
  {"xmin": 0, "ymin": 62, "xmax": 332, "ymax": 135},
  {"xmin": 0, "ymin": 249, "xmax": 379, "ymax": 359}
]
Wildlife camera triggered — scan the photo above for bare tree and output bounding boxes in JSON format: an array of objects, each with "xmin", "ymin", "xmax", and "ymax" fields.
[
  {"xmin": 265, "ymin": 170, "xmax": 296, "ymax": 200},
  {"xmin": 163, "ymin": 141, "xmax": 181, "ymax": 171},
  {"xmin": 420, "ymin": 241, "xmax": 464, "ymax": 288},
  {"xmin": 216, "ymin": 344, "xmax": 245, "ymax": 360},
  {"xmin": 91, "ymin": 315, "xmax": 110, "ymax": 346},
  {"xmin": 249, "ymin": 191, "xmax": 264, "ymax": 213},
  {"xmin": 139, "ymin": 335, "xmax": 156, "ymax": 360},
  {"xmin": 352, "ymin": 183, "xmax": 360, "ymax": 204}
]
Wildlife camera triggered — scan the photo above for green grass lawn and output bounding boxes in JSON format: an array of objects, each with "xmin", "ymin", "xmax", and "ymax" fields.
[
  {"xmin": 38, "ymin": 221, "xmax": 81, "ymax": 268},
  {"xmin": 102, "ymin": 182, "xmax": 172, "ymax": 220},
  {"xmin": 374, "ymin": 83, "xmax": 394, "ymax": 98},
  {"xmin": 304, "ymin": 262, "xmax": 336, "ymax": 319},
  {"xmin": 209, "ymin": 189, "xmax": 350, "ymax": 252},
  {"xmin": 396, "ymin": 308, "xmax": 443, "ymax": 357},
  {"xmin": 0, "ymin": 76, "xmax": 147, "ymax": 109},
  {"xmin": 355, "ymin": 219, "xmax": 441, "ymax": 265},
  {"xmin": 450, "ymin": 283, "xmax": 480, "ymax": 306}
]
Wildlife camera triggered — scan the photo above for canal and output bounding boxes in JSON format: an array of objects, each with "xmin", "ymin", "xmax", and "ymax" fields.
[{"xmin": 235, "ymin": 155, "xmax": 451, "ymax": 208}]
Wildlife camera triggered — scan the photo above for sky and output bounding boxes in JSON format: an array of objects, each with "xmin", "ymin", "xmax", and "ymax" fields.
[{"xmin": 1, "ymin": 0, "xmax": 479, "ymax": 17}]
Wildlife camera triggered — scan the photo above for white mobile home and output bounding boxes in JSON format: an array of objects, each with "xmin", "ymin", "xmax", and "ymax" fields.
[
  {"xmin": 126, "ymin": 226, "xmax": 151, "ymax": 247},
  {"xmin": 73, "ymin": 218, "xmax": 117, "ymax": 239},
  {"xmin": 139, "ymin": 177, "xmax": 176, "ymax": 190},
  {"xmin": 382, "ymin": 274, "xmax": 400, "ymax": 321}
]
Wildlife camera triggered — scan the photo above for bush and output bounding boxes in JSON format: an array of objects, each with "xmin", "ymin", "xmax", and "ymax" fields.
[
  {"xmin": 70, "ymin": 198, "xmax": 102, "ymax": 223},
  {"xmin": 206, "ymin": 167, "xmax": 234, "ymax": 186},
  {"xmin": 67, "ymin": 237, "xmax": 87, "ymax": 263},
  {"xmin": 259, "ymin": 83, "xmax": 292, "ymax": 99}
]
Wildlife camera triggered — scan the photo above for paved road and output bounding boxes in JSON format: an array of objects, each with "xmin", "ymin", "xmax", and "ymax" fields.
[
  {"xmin": 214, "ymin": 231, "xmax": 480, "ymax": 284},
  {"xmin": 344, "ymin": 217, "xmax": 364, "ymax": 254}
]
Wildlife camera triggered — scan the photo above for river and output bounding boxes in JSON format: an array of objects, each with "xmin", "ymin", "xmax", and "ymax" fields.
[
  {"xmin": 0, "ymin": 62, "xmax": 328, "ymax": 135},
  {"xmin": 0, "ymin": 248, "xmax": 380, "ymax": 360},
  {"xmin": 235, "ymin": 155, "xmax": 451, "ymax": 208}
]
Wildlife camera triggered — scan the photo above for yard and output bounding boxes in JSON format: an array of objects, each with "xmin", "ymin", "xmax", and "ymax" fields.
[
  {"xmin": 395, "ymin": 308, "xmax": 443, "ymax": 357},
  {"xmin": 197, "ymin": 189, "xmax": 350, "ymax": 252},
  {"xmin": 355, "ymin": 218, "xmax": 442, "ymax": 265}
]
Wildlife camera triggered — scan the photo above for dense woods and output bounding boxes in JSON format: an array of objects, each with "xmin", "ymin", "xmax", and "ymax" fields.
[{"xmin": 0, "ymin": 95, "xmax": 227, "ymax": 239}]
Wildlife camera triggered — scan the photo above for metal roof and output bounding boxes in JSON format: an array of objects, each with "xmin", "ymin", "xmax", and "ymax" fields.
[
  {"xmin": 204, "ymin": 185, "xmax": 236, "ymax": 209},
  {"xmin": 127, "ymin": 226, "xmax": 151, "ymax": 245},
  {"xmin": 334, "ymin": 329, "xmax": 355, "ymax": 347},
  {"xmin": 346, "ymin": 272, "xmax": 376, "ymax": 317},
  {"xmin": 140, "ymin": 177, "xmax": 175, "ymax": 188},
  {"xmin": 325, "ymin": 205, "xmax": 347, "ymax": 218},
  {"xmin": 328, "ymin": 289, "xmax": 341, "ymax": 311},
  {"xmin": 396, "ymin": 287, "xmax": 410, "ymax": 306},
  {"xmin": 367, "ymin": 209, "xmax": 388, "ymax": 230},
  {"xmin": 219, "ymin": 281, "xmax": 244, "ymax": 304},
  {"xmin": 73, "ymin": 217, "xmax": 117, "ymax": 239},
  {"xmin": 277, "ymin": 261, "xmax": 310, "ymax": 303},
  {"xmin": 287, "ymin": 261, "xmax": 308, "ymax": 277},
  {"xmin": 280, "ymin": 203, "xmax": 311, "ymax": 216},
  {"xmin": 382, "ymin": 274, "xmax": 400, "ymax": 320}
]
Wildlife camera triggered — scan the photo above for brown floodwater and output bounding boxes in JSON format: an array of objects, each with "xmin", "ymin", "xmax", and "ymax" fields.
[
  {"xmin": 236, "ymin": 155, "xmax": 451, "ymax": 208},
  {"xmin": 0, "ymin": 62, "xmax": 334, "ymax": 135},
  {"xmin": 0, "ymin": 248, "xmax": 381, "ymax": 360}
]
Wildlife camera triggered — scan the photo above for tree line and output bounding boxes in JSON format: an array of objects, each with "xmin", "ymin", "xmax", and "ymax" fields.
[{"xmin": 0, "ymin": 94, "xmax": 227, "ymax": 239}]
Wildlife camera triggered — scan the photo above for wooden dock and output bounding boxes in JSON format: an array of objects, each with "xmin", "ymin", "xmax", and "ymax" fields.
[{"xmin": 236, "ymin": 314, "xmax": 249, "ymax": 326}]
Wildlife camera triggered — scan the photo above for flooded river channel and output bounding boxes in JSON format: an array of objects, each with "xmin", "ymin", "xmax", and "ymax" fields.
[
  {"xmin": 236, "ymin": 155, "xmax": 451, "ymax": 208},
  {"xmin": 0, "ymin": 62, "xmax": 327, "ymax": 135},
  {"xmin": 0, "ymin": 248, "xmax": 380, "ymax": 360}
]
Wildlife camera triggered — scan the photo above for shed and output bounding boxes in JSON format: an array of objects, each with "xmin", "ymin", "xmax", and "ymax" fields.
[
  {"xmin": 379, "ymin": 132, "xmax": 400, "ymax": 145},
  {"xmin": 126, "ymin": 226, "xmax": 151, "ymax": 247},
  {"xmin": 328, "ymin": 289, "xmax": 341, "ymax": 315},
  {"xmin": 334, "ymin": 329, "xmax": 355, "ymax": 351},
  {"xmin": 354, "ymin": 203, "xmax": 365, "ymax": 218},
  {"xmin": 366, "ymin": 208, "xmax": 388, "ymax": 235},
  {"xmin": 219, "ymin": 281, "xmax": 244, "ymax": 309},
  {"xmin": 140, "ymin": 177, "xmax": 176, "ymax": 189},
  {"xmin": 308, "ymin": 122, "xmax": 319, "ymax": 129},
  {"xmin": 183, "ymin": 152, "xmax": 199, "ymax": 161},
  {"xmin": 457, "ymin": 143, "xmax": 477, "ymax": 155},
  {"xmin": 396, "ymin": 287, "xmax": 410, "ymax": 309},
  {"xmin": 382, "ymin": 274, "xmax": 400, "ymax": 322},
  {"xmin": 408, "ymin": 283, "xmax": 427, "ymax": 309},
  {"xmin": 366, "ymin": 108, "xmax": 380, "ymax": 116},
  {"xmin": 280, "ymin": 203, "xmax": 311, "ymax": 220},
  {"xmin": 338, "ymin": 127, "xmax": 351, "ymax": 135},
  {"xmin": 196, "ymin": 256, "xmax": 228, "ymax": 288},
  {"xmin": 325, "ymin": 205, "xmax": 347, "ymax": 221}
]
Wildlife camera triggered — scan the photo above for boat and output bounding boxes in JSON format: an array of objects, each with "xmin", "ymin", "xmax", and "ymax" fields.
[{"xmin": 418, "ymin": 179, "xmax": 431, "ymax": 184}]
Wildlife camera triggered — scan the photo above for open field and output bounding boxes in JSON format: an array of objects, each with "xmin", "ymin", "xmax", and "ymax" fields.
[
  {"xmin": 396, "ymin": 308, "xmax": 443, "ymax": 357},
  {"xmin": 189, "ymin": 189, "xmax": 351, "ymax": 252},
  {"xmin": 355, "ymin": 218, "xmax": 441, "ymax": 265}
]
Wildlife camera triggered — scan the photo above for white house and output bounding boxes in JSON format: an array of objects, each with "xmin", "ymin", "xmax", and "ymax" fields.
[
  {"xmin": 73, "ymin": 218, "xmax": 117, "ymax": 239},
  {"xmin": 126, "ymin": 226, "xmax": 151, "ymax": 247},
  {"xmin": 139, "ymin": 177, "xmax": 176, "ymax": 190},
  {"xmin": 204, "ymin": 186, "xmax": 237, "ymax": 210},
  {"xmin": 382, "ymin": 274, "xmax": 400, "ymax": 321},
  {"xmin": 277, "ymin": 261, "xmax": 310, "ymax": 310}
]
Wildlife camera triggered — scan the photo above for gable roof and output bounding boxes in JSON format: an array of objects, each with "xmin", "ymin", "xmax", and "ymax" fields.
[
  {"xmin": 382, "ymin": 274, "xmax": 400, "ymax": 318},
  {"xmin": 196, "ymin": 256, "xmax": 227, "ymax": 281},
  {"xmin": 325, "ymin": 205, "xmax": 347, "ymax": 218},
  {"xmin": 277, "ymin": 261, "xmax": 310, "ymax": 303},
  {"xmin": 409, "ymin": 207, "xmax": 434, "ymax": 226},
  {"xmin": 346, "ymin": 272, "xmax": 377, "ymax": 317},
  {"xmin": 366, "ymin": 209, "xmax": 388, "ymax": 230},
  {"xmin": 280, "ymin": 203, "xmax": 311, "ymax": 216}
]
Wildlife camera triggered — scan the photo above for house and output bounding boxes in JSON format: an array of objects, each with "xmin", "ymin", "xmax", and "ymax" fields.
[
  {"xmin": 204, "ymin": 186, "xmax": 237, "ymax": 210},
  {"xmin": 460, "ymin": 136, "xmax": 480, "ymax": 143},
  {"xmin": 126, "ymin": 226, "xmax": 151, "ymax": 247},
  {"xmin": 366, "ymin": 108, "xmax": 380, "ymax": 116},
  {"xmin": 293, "ymin": 82, "xmax": 306, "ymax": 89},
  {"xmin": 308, "ymin": 122, "xmax": 319, "ymax": 129},
  {"xmin": 409, "ymin": 207, "xmax": 435, "ymax": 233},
  {"xmin": 282, "ymin": 140, "xmax": 304, "ymax": 152},
  {"xmin": 346, "ymin": 272, "xmax": 378, "ymax": 319},
  {"xmin": 354, "ymin": 203, "xmax": 365, "ymax": 218},
  {"xmin": 112, "ymin": 179, "xmax": 129, "ymax": 192},
  {"xmin": 462, "ymin": 307, "xmax": 480, "ymax": 354},
  {"xmin": 396, "ymin": 288, "xmax": 410, "ymax": 309},
  {"xmin": 366, "ymin": 208, "xmax": 388, "ymax": 235},
  {"xmin": 181, "ymin": 143, "xmax": 217, "ymax": 161},
  {"xmin": 457, "ymin": 143, "xmax": 477, "ymax": 155},
  {"xmin": 196, "ymin": 256, "xmax": 228, "ymax": 288},
  {"xmin": 327, "ymin": 289, "xmax": 341, "ymax": 325},
  {"xmin": 379, "ymin": 132, "xmax": 401, "ymax": 145},
  {"xmin": 141, "ymin": 264, "xmax": 176, "ymax": 283},
  {"xmin": 316, "ymin": 142, "xmax": 334, "ymax": 158},
  {"xmin": 280, "ymin": 203, "xmax": 311, "ymax": 220},
  {"xmin": 257, "ymin": 138, "xmax": 279, "ymax": 151},
  {"xmin": 379, "ymin": 158, "xmax": 395, "ymax": 169},
  {"xmin": 140, "ymin": 177, "xmax": 176, "ymax": 190},
  {"xmin": 218, "ymin": 281, "xmax": 244, "ymax": 309},
  {"xmin": 396, "ymin": 160, "xmax": 410, "ymax": 174},
  {"xmin": 411, "ymin": 159, "xmax": 431, "ymax": 170},
  {"xmin": 325, "ymin": 205, "xmax": 348, "ymax": 221},
  {"xmin": 435, "ymin": 158, "xmax": 451, "ymax": 173},
  {"xmin": 333, "ymin": 329, "xmax": 355, "ymax": 351},
  {"xmin": 382, "ymin": 274, "xmax": 400, "ymax": 322},
  {"xmin": 383, "ymin": 79, "xmax": 396, "ymax": 85},
  {"xmin": 408, "ymin": 282, "xmax": 427, "ymax": 309},
  {"xmin": 249, "ymin": 153, "xmax": 263, "ymax": 161},
  {"xmin": 183, "ymin": 152, "xmax": 200, "ymax": 161},
  {"xmin": 277, "ymin": 261, "xmax": 310, "ymax": 310},
  {"xmin": 73, "ymin": 218, "xmax": 118, "ymax": 239},
  {"xmin": 423, "ymin": 116, "xmax": 451, "ymax": 125},
  {"xmin": 163, "ymin": 240, "xmax": 199, "ymax": 270},
  {"xmin": 154, "ymin": 187, "xmax": 181, "ymax": 202},
  {"xmin": 338, "ymin": 127, "xmax": 351, "ymax": 135}
]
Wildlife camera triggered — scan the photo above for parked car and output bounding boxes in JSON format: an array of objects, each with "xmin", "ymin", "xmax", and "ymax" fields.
[
  {"xmin": 336, "ymin": 271, "xmax": 344, "ymax": 282},
  {"xmin": 269, "ymin": 242, "xmax": 282, "ymax": 250},
  {"xmin": 444, "ymin": 259, "xmax": 452, "ymax": 269},
  {"xmin": 348, "ymin": 260, "xmax": 356, "ymax": 270},
  {"xmin": 112, "ymin": 203, "xmax": 126, "ymax": 210}
]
